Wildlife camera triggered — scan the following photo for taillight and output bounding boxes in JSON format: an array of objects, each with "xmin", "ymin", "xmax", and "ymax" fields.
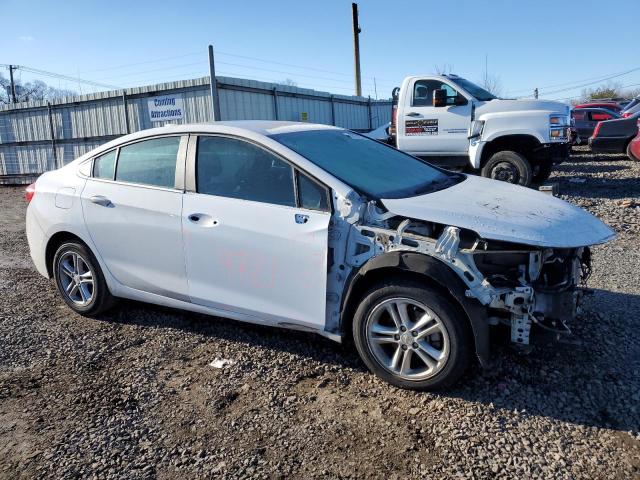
[
  {"xmin": 622, "ymin": 112, "xmax": 630, "ymax": 118},
  {"xmin": 591, "ymin": 121, "xmax": 603, "ymax": 138},
  {"xmin": 25, "ymin": 182, "xmax": 36, "ymax": 203}
]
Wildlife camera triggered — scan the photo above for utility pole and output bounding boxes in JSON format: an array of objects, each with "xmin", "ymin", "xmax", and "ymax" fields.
[
  {"xmin": 351, "ymin": 3, "xmax": 362, "ymax": 97},
  {"xmin": 534, "ymin": 88, "xmax": 539, "ymax": 99},
  {"xmin": 208, "ymin": 45, "xmax": 222, "ymax": 121},
  {"xmin": 484, "ymin": 54, "xmax": 488, "ymax": 87},
  {"xmin": 8, "ymin": 65, "xmax": 18, "ymax": 103}
]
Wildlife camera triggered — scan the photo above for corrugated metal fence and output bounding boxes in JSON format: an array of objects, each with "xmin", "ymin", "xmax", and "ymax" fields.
[{"xmin": 0, "ymin": 75, "xmax": 391, "ymax": 183}]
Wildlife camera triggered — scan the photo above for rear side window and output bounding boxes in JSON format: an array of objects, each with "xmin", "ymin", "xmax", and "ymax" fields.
[
  {"xmin": 196, "ymin": 136, "xmax": 296, "ymax": 207},
  {"xmin": 115, "ymin": 137, "xmax": 180, "ymax": 188},
  {"xmin": 297, "ymin": 171, "xmax": 329, "ymax": 211},
  {"xmin": 93, "ymin": 150, "xmax": 117, "ymax": 180}
]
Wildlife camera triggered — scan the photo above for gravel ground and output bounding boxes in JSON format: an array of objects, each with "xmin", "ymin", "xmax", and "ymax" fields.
[{"xmin": 1, "ymin": 149, "xmax": 639, "ymax": 479}]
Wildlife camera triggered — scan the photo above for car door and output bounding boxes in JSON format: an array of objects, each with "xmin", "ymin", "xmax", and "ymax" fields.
[
  {"xmin": 397, "ymin": 78, "xmax": 472, "ymax": 155},
  {"xmin": 80, "ymin": 135, "xmax": 190, "ymax": 301},
  {"xmin": 182, "ymin": 135, "xmax": 331, "ymax": 329}
]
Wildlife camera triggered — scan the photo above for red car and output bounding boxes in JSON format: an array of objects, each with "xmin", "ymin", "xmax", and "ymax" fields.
[
  {"xmin": 574, "ymin": 102, "xmax": 623, "ymax": 112},
  {"xmin": 628, "ymin": 118, "xmax": 640, "ymax": 161}
]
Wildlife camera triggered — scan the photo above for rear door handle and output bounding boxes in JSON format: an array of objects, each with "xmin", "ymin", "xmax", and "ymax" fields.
[
  {"xmin": 89, "ymin": 195, "xmax": 113, "ymax": 207},
  {"xmin": 406, "ymin": 112, "xmax": 421, "ymax": 117},
  {"xmin": 295, "ymin": 214, "xmax": 309, "ymax": 224}
]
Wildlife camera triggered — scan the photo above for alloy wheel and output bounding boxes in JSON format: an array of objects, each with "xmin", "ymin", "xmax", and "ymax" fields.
[
  {"xmin": 57, "ymin": 251, "xmax": 95, "ymax": 306},
  {"xmin": 365, "ymin": 297, "xmax": 450, "ymax": 380}
]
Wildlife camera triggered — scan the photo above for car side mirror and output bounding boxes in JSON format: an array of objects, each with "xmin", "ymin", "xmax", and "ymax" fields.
[{"xmin": 433, "ymin": 89, "xmax": 447, "ymax": 107}]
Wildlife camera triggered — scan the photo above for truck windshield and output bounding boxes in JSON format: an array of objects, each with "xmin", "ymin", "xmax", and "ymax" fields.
[
  {"xmin": 449, "ymin": 77, "xmax": 497, "ymax": 101},
  {"xmin": 271, "ymin": 129, "xmax": 464, "ymax": 199}
]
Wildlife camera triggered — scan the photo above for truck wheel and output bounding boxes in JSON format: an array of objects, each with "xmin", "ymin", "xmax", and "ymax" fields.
[
  {"xmin": 532, "ymin": 163, "xmax": 553, "ymax": 183},
  {"xmin": 481, "ymin": 151, "xmax": 532, "ymax": 186}
]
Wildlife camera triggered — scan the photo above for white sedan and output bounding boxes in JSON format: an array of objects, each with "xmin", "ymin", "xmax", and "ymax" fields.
[{"xmin": 25, "ymin": 121, "xmax": 614, "ymax": 390}]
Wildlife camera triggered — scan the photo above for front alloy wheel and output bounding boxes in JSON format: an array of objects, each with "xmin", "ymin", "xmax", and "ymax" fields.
[
  {"xmin": 366, "ymin": 298, "xmax": 450, "ymax": 380},
  {"xmin": 353, "ymin": 279, "xmax": 472, "ymax": 390}
]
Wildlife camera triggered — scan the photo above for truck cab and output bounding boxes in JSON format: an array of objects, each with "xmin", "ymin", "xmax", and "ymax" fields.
[{"xmin": 390, "ymin": 74, "xmax": 571, "ymax": 186}]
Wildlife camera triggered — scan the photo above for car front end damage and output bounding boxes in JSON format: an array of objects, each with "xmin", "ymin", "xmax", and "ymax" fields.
[
  {"xmin": 345, "ymin": 214, "xmax": 590, "ymax": 347},
  {"xmin": 325, "ymin": 180, "xmax": 613, "ymax": 365}
]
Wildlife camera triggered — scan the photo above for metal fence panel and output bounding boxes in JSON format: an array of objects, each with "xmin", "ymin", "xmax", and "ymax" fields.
[{"xmin": 0, "ymin": 75, "xmax": 391, "ymax": 178}]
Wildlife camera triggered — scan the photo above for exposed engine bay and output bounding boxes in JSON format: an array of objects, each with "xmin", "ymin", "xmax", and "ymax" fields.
[{"xmin": 327, "ymin": 195, "xmax": 592, "ymax": 353}]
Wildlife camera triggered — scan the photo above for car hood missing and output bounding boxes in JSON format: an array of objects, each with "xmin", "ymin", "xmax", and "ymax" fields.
[{"xmin": 381, "ymin": 175, "xmax": 615, "ymax": 248}]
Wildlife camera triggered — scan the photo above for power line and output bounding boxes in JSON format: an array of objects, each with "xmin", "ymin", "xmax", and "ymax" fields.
[
  {"xmin": 508, "ymin": 66, "xmax": 640, "ymax": 95},
  {"xmin": 4, "ymin": 65, "xmax": 121, "ymax": 90}
]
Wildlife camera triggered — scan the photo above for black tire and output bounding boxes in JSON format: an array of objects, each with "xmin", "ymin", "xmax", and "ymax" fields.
[
  {"xmin": 532, "ymin": 162, "xmax": 553, "ymax": 183},
  {"xmin": 480, "ymin": 150, "xmax": 533, "ymax": 186},
  {"xmin": 352, "ymin": 279, "xmax": 472, "ymax": 391},
  {"xmin": 53, "ymin": 241, "xmax": 116, "ymax": 316},
  {"xmin": 627, "ymin": 141, "xmax": 639, "ymax": 162}
]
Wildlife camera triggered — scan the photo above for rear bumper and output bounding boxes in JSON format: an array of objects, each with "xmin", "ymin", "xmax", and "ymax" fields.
[
  {"xmin": 589, "ymin": 136, "xmax": 628, "ymax": 153},
  {"xmin": 26, "ymin": 204, "xmax": 49, "ymax": 278}
]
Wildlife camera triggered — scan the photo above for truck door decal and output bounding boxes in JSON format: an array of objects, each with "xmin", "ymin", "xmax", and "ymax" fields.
[{"xmin": 406, "ymin": 119, "xmax": 438, "ymax": 136}]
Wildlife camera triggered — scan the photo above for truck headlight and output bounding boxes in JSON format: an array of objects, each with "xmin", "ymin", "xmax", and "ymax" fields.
[
  {"xmin": 469, "ymin": 120, "xmax": 485, "ymax": 138},
  {"xmin": 549, "ymin": 115, "xmax": 569, "ymax": 126}
]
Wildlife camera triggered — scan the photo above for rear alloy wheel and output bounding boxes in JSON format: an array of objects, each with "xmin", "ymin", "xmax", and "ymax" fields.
[
  {"xmin": 53, "ymin": 241, "xmax": 116, "ymax": 316},
  {"xmin": 352, "ymin": 280, "xmax": 471, "ymax": 390},
  {"xmin": 481, "ymin": 150, "xmax": 532, "ymax": 186}
]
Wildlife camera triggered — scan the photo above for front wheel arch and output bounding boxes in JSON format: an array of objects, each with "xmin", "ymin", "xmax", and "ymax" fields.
[{"xmin": 340, "ymin": 252, "xmax": 490, "ymax": 368}]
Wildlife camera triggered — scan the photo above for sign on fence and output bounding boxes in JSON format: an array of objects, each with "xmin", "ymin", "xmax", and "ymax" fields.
[{"xmin": 148, "ymin": 94, "xmax": 184, "ymax": 122}]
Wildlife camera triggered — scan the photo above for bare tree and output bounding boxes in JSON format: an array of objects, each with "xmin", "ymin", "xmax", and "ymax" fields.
[
  {"xmin": 481, "ymin": 74, "xmax": 503, "ymax": 97},
  {"xmin": 0, "ymin": 73, "xmax": 75, "ymax": 104}
]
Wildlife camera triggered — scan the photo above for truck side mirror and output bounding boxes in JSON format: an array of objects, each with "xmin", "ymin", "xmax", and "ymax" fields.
[
  {"xmin": 454, "ymin": 95, "xmax": 468, "ymax": 106},
  {"xmin": 433, "ymin": 89, "xmax": 447, "ymax": 107}
]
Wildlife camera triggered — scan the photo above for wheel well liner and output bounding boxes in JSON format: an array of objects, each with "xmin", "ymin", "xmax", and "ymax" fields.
[
  {"xmin": 481, "ymin": 134, "xmax": 541, "ymax": 167},
  {"xmin": 340, "ymin": 251, "xmax": 490, "ymax": 367},
  {"xmin": 45, "ymin": 231, "xmax": 86, "ymax": 278}
]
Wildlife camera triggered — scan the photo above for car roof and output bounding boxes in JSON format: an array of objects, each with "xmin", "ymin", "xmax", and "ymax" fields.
[
  {"xmin": 134, "ymin": 121, "xmax": 341, "ymax": 137},
  {"xmin": 69, "ymin": 121, "xmax": 343, "ymax": 166}
]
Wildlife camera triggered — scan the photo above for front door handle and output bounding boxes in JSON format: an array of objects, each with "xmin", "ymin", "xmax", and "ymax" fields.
[
  {"xmin": 89, "ymin": 195, "xmax": 113, "ymax": 207},
  {"xmin": 295, "ymin": 214, "xmax": 309, "ymax": 224},
  {"xmin": 406, "ymin": 112, "xmax": 421, "ymax": 117},
  {"xmin": 188, "ymin": 214, "xmax": 201, "ymax": 222}
]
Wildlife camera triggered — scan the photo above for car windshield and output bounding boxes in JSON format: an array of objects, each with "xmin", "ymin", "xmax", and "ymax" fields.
[
  {"xmin": 448, "ymin": 77, "xmax": 497, "ymax": 101},
  {"xmin": 271, "ymin": 129, "xmax": 464, "ymax": 199}
]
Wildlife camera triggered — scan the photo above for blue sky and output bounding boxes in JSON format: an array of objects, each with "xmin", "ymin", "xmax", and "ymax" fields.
[{"xmin": 3, "ymin": 0, "xmax": 639, "ymax": 101}]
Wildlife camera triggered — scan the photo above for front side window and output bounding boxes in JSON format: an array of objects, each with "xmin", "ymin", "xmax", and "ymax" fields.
[
  {"xmin": 93, "ymin": 150, "xmax": 117, "ymax": 180},
  {"xmin": 196, "ymin": 136, "xmax": 296, "ymax": 207},
  {"xmin": 115, "ymin": 137, "xmax": 180, "ymax": 188},
  {"xmin": 412, "ymin": 80, "xmax": 463, "ymax": 107},
  {"xmin": 297, "ymin": 171, "xmax": 329, "ymax": 211},
  {"xmin": 272, "ymin": 129, "xmax": 463, "ymax": 199}
]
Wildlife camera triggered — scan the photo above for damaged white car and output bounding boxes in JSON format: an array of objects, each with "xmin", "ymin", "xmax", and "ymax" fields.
[{"xmin": 25, "ymin": 122, "xmax": 615, "ymax": 390}]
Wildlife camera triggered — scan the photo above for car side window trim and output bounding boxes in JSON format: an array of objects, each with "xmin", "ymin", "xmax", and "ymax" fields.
[
  {"xmin": 88, "ymin": 134, "xmax": 188, "ymax": 192},
  {"xmin": 187, "ymin": 133, "xmax": 333, "ymax": 213}
]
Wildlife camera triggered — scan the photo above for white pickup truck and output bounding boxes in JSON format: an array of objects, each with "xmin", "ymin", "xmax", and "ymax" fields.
[{"xmin": 388, "ymin": 74, "xmax": 571, "ymax": 186}]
